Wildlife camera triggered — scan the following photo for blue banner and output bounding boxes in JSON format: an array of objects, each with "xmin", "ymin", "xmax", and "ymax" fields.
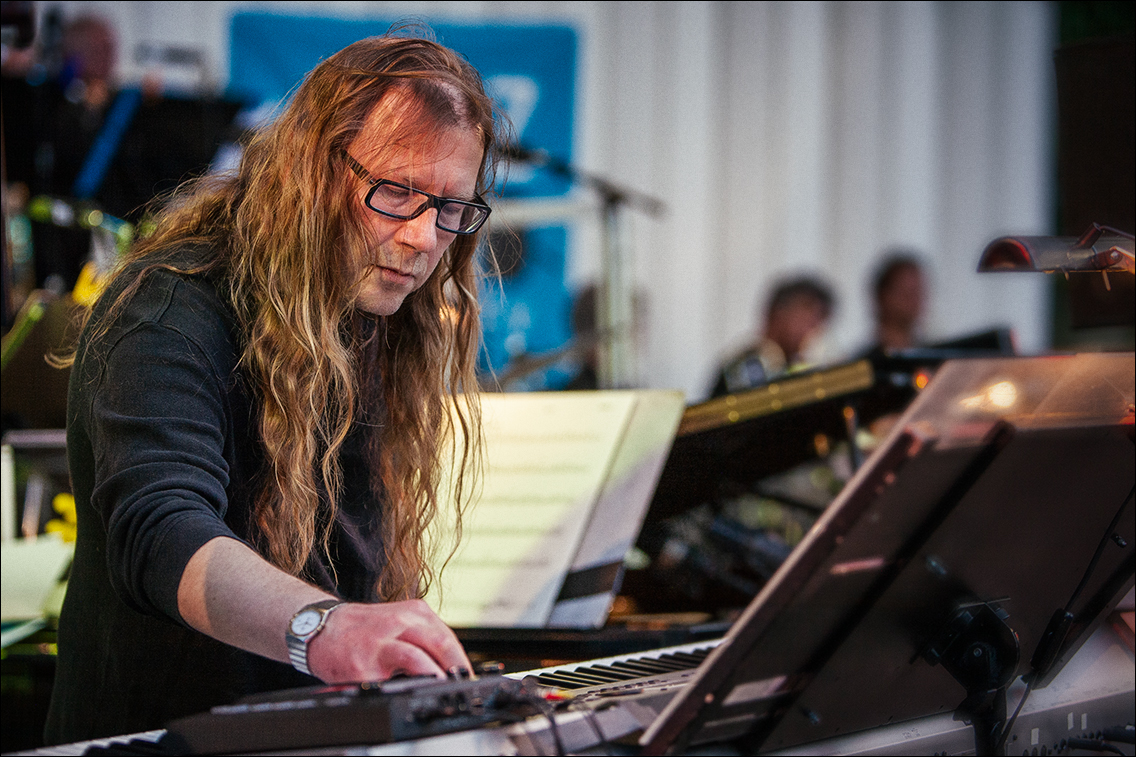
[
  {"xmin": 228, "ymin": 12, "xmax": 577, "ymax": 198},
  {"xmin": 228, "ymin": 13, "xmax": 579, "ymax": 388}
]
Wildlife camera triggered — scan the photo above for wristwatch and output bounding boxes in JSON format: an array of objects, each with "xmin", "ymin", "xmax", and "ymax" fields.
[{"xmin": 285, "ymin": 599, "xmax": 344, "ymax": 676}]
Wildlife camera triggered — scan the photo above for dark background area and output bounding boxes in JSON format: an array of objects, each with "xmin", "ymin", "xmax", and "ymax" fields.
[{"xmin": 1050, "ymin": 1, "xmax": 1136, "ymax": 351}]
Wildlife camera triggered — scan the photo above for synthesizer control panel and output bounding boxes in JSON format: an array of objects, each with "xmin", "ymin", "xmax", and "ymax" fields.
[{"xmin": 160, "ymin": 673, "xmax": 539, "ymax": 755}]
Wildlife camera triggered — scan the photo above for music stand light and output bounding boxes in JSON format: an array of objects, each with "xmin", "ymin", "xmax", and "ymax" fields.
[{"xmin": 978, "ymin": 224, "xmax": 1134, "ymax": 289}]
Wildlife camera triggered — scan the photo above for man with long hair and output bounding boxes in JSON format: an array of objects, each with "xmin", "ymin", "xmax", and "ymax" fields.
[{"xmin": 45, "ymin": 31, "xmax": 502, "ymax": 743}]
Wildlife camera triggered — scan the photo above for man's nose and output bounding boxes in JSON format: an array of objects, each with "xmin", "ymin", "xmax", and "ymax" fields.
[{"xmin": 397, "ymin": 209, "xmax": 439, "ymax": 252}]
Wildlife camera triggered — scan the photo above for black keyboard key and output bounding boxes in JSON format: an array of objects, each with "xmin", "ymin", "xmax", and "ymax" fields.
[{"xmin": 610, "ymin": 659, "xmax": 674, "ymax": 676}]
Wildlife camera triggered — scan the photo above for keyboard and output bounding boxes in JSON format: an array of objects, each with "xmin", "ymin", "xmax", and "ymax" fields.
[
  {"xmin": 18, "ymin": 730, "xmax": 166, "ymax": 756},
  {"xmin": 508, "ymin": 638, "xmax": 723, "ymax": 701}
]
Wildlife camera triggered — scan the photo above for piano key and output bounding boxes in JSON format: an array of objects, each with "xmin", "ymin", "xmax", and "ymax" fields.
[
  {"xmin": 534, "ymin": 671, "xmax": 614, "ymax": 688},
  {"xmin": 519, "ymin": 640, "xmax": 722, "ymax": 678},
  {"xmin": 512, "ymin": 639, "xmax": 724, "ymax": 696},
  {"xmin": 25, "ymin": 730, "xmax": 167, "ymax": 756},
  {"xmin": 667, "ymin": 650, "xmax": 711, "ymax": 665},
  {"xmin": 608, "ymin": 654, "xmax": 663, "ymax": 672},
  {"xmin": 562, "ymin": 654, "xmax": 684, "ymax": 682},
  {"xmin": 517, "ymin": 641, "xmax": 716, "ymax": 675},
  {"xmin": 609, "ymin": 659, "xmax": 677, "ymax": 676},
  {"xmin": 558, "ymin": 666, "xmax": 629, "ymax": 683},
  {"xmin": 627, "ymin": 655, "xmax": 690, "ymax": 671},
  {"xmin": 586, "ymin": 663, "xmax": 648, "ymax": 680},
  {"xmin": 540, "ymin": 667, "xmax": 629, "ymax": 685}
]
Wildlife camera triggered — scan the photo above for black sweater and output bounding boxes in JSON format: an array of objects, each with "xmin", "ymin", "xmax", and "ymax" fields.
[{"xmin": 45, "ymin": 259, "xmax": 386, "ymax": 744}]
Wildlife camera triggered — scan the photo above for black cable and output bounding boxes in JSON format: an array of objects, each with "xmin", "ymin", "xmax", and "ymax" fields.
[
  {"xmin": 572, "ymin": 701, "xmax": 615, "ymax": 756},
  {"xmin": 1066, "ymin": 737, "xmax": 1126, "ymax": 756},
  {"xmin": 1066, "ymin": 485, "xmax": 1134, "ymax": 613},
  {"xmin": 992, "ymin": 679, "xmax": 1034, "ymax": 754},
  {"xmin": 544, "ymin": 710, "xmax": 567, "ymax": 756},
  {"xmin": 994, "ymin": 484, "xmax": 1135, "ymax": 754},
  {"xmin": 1102, "ymin": 725, "xmax": 1136, "ymax": 744},
  {"xmin": 530, "ymin": 694, "xmax": 567, "ymax": 756}
]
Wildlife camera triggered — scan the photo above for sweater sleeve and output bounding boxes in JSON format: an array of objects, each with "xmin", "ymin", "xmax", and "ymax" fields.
[{"xmin": 84, "ymin": 275, "xmax": 245, "ymax": 623}]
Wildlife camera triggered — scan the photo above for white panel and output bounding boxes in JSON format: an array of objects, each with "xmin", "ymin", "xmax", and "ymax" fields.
[
  {"xmin": 713, "ymin": 1, "xmax": 776, "ymax": 383},
  {"xmin": 777, "ymin": 1, "xmax": 830, "ymax": 277},
  {"xmin": 983, "ymin": 0, "xmax": 1056, "ymax": 355},
  {"xmin": 827, "ymin": 1, "xmax": 889, "ymax": 355},
  {"xmin": 845, "ymin": 1, "xmax": 942, "ymax": 354},
  {"xmin": 643, "ymin": 1, "xmax": 719, "ymax": 394}
]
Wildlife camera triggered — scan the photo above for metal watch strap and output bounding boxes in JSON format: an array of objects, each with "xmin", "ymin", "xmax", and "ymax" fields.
[{"xmin": 286, "ymin": 599, "xmax": 343, "ymax": 676}]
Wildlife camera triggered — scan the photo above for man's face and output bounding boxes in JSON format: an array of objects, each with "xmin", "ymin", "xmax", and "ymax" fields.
[
  {"xmin": 346, "ymin": 97, "xmax": 484, "ymax": 317},
  {"xmin": 767, "ymin": 296, "xmax": 829, "ymax": 360},
  {"xmin": 880, "ymin": 267, "xmax": 925, "ymax": 328}
]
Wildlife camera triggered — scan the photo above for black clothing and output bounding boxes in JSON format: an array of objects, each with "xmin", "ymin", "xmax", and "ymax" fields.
[
  {"xmin": 45, "ymin": 254, "xmax": 386, "ymax": 744},
  {"xmin": 707, "ymin": 339, "xmax": 789, "ymax": 399}
]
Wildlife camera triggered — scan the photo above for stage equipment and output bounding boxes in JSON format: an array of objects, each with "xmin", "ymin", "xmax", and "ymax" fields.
[
  {"xmin": 157, "ymin": 671, "xmax": 539, "ymax": 755},
  {"xmin": 500, "ymin": 144, "xmax": 666, "ymax": 389},
  {"xmin": 510, "ymin": 622, "xmax": 1133, "ymax": 757},
  {"xmin": 626, "ymin": 344, "xmax": 1019, "ymax": 615},
  {"xmin": 16, "ymin": 354, "xmax": 1135, "ymax": 757},
  {"xmin": 636, "ymin": 352, "xmax": 1134, "ymax": 755},
  {"xmin": 978, "ymin": 223, "xmax": 1135, "ymax": 290}
]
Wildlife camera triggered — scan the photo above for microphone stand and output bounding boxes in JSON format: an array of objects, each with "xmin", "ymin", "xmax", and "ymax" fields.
[{"xmin": 501, "ymin": 146, "xmax": 666, "ymax": 389}]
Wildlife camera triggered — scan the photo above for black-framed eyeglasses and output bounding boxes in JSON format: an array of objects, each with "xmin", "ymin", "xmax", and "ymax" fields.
[{"xmin": 344, "ymin": 153, "xmax": 491, "ymax": 235}]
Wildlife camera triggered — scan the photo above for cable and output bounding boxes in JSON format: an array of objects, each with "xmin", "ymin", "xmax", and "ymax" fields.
[
  {"xmin": 992, "ymin": 679, "xmax": 1034, "ymax": 754},
  {"xmin": 994, "ymin": 484, "xmax": 1135, "ymax": 754},
  {"xmin": 1066, "ymin": 485, "xmax": 1134, "ymax": 613},
  {"xmin": 1065, "ymin": 737, "xmax": 1126, "ymax": 756},
  {"xmin": 572, "ymin": 701, "xmax": 615, "ymax": 756},
  {"xmin": 1102, "ymin": 725, "xmax": 1136, "ymax": 744},
  {"xmin": 529, "ymin": 694, "xmax": 567, "ymax": 756},
  {"xmin": 1026, "ymin": 484, "xmax": 1134, "ymax": 686}
]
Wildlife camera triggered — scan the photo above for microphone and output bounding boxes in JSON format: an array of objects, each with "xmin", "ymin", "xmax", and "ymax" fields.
[
  {"xmin": 497, "ymin": 144, "xmax": 551, "ymax": 165},
  {"xmin": 494, "ymin": 144, "xmax": 668, "ymax": 217}
]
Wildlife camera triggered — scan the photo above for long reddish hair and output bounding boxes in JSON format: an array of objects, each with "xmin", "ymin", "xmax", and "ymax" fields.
[{"xmin": 70, "ymin": 30, "xmax": 505, "ymax": 600}]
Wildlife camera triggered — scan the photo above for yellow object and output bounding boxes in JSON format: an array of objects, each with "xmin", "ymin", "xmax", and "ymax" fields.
[
  {"xmin": 72, "ymin": 260, "xmax": 105, "ymax": 306},
  {"xmin": 44, "ymin": 493, "xmax": 77, "ymax": 543}
]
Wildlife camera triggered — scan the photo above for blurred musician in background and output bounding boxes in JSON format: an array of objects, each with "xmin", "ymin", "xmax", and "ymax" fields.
[
  {"xmin": 45, "ymin": 30, "xmax": 504, "ymax": 743},
  {"xmin": 708, "ymin": 275, "xmax": 835, "ymax": 398},
  {"xmin": 563, "ymin": 282, "xmax": 601, "ymax": 390},
  {"xmin": 2, "ymin": 11, "xmax": 165, "ymax": 292},
  {"xmin": 561, "ymin": 281, "xmax": 648, "ymax": 391},
  {"xmin": 862, "ymin": 250, "xmax": 927, "ymax": 356}
]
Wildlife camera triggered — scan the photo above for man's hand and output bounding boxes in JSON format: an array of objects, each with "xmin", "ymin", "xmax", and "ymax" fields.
[
  {"xmin": 306, "ymin": 599, "xmax": 470, "ymax": 682},
  {"xmin": 178, "ymin": 537, "xmax": 469, "ymax": 682}
]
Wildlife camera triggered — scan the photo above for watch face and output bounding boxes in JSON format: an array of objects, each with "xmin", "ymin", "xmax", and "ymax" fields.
[{"xmin": 291, "ymin": 609, "xmax": 323, "ymax": 636}]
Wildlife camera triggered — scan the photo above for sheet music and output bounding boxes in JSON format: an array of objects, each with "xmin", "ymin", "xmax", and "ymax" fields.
[
  {"xmin": 427, "ymin": 392, "xmax": 640, "ymax": 627},
  {"xmin": 1, "ymin": 533, "xmax": 73, "ymax": 625},
  {"xmin": 547, "ymin": 390, "xmax": 686, "ymax": 626}
]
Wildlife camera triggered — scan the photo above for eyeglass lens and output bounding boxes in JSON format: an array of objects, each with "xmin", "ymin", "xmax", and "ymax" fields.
[{"xmin": 368, "ymin": 183, "xmax": 487, "ymax": 233}]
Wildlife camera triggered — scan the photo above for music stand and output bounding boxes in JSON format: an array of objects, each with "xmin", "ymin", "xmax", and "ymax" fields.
[{"xmin": 640, "ymin": 352, "xmax": 1135, "ymax": 756}]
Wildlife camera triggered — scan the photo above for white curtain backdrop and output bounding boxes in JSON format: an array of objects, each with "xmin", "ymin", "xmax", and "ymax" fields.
[
  {"xmin": 41, "ymin": 0, "xmax": 1059, "ymax": 400},
  {"xmin": 581, "ymin": 1, "xmax": 1057, "ymax": 399}
]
